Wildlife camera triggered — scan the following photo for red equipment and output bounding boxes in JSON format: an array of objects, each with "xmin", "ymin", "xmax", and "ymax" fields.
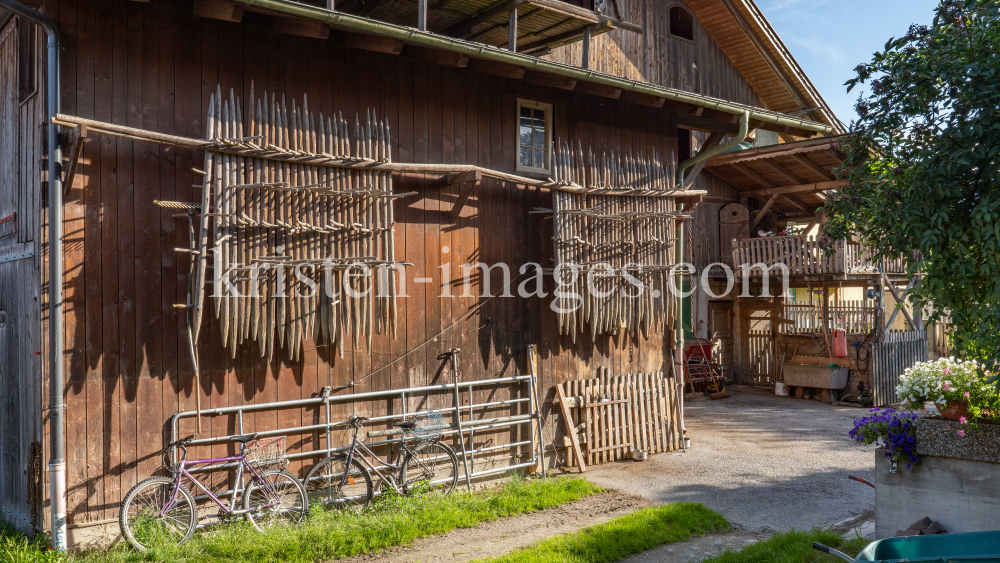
[
  {"xmin": 832, "ymin": 329, "xmax": 848, "ymax": 358},
  {"xmin": 683, "ymin": 339, "xmax": 726, "ymax": 393}
]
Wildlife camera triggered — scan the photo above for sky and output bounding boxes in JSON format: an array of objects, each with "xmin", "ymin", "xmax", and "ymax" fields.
[{"xmin": 754, "ymin": 0, "xmax": 940, "ymax": 127}]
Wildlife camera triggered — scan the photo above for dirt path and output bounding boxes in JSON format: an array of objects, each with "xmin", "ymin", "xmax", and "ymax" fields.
[{"xmin": 338, "ymin": 491, "xmax": 651, "ymax": 563}]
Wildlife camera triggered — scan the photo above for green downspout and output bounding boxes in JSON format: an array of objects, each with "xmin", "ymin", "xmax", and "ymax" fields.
[{"xmin": 673, "ymin": 111, "xmax": 750, "ymax": 449}]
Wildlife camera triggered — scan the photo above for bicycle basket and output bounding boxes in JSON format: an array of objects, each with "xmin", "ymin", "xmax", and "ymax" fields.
[
  {"xmin": 244, "ymin": 436, "xmax": 287, "ymax": 468},
  {"xmin": 410, "ymin": 411, "xmax": 449, "ymax": 439}
]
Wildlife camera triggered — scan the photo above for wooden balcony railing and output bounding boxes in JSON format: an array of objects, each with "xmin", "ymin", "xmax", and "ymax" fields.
[{"xmin": 732, "ymin": 235, "xmax": 907, "ymax": 276}]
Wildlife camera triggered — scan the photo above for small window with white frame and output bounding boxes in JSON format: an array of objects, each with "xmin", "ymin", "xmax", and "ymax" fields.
[{"xmin": 516, "ymin": 99, "xmax": 552, "ymax": 174}]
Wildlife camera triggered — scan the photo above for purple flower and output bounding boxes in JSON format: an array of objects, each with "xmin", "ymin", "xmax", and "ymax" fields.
[{"xmin": 957, "ymin": 430, "xmax": 966, "ymax": 437}]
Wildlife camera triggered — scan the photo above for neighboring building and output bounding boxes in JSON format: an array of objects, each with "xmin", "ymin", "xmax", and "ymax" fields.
[{"xmin": 0, "ymin": 0, "xmax": 889, "ymax": 548}]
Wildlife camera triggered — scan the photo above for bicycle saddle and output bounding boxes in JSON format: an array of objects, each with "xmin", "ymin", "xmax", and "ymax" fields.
[
  {"xmin": 228, "ymin": 433, "xmax": 258, "ymax": 443},
  {"xmin": 393, "ymin": 421, "xmax": 416, "ymax": 429}
]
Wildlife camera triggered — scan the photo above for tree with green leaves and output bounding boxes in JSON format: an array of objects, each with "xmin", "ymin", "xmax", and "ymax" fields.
[{"xmin": 826, "ymin": 0, "xmax": 1000, "ymax": 370}]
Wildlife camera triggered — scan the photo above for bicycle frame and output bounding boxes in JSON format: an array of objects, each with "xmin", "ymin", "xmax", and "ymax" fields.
[
  {"xmin": 163, "ymin": 454, "xmax": 280, "ymax": 517},
  {"xmin": 340, "ymin": 431, "xmax": 410, "ymax": 492}
]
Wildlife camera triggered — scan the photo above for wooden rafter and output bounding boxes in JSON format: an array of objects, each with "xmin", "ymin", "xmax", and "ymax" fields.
[
  {"xmin": 749, "ymin": 194, "xmax": 779, "ymax": 230},
  {"xmin": 760, "ymin": 159, "xmax": 804, "ymax": 185},
  {"xmin": 791, "ymin": 153, "xmax": 835, "ymax": 181},
  {"xmin": 733, "ymin": 163, "xmax": 776, "ymax": 189},
  {"xmin": 740, "ymin": 180, "xmax": 846, "ymax": 199}
]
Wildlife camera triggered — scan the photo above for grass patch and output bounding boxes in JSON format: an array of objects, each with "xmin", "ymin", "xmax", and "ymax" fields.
[
  {"xmin": 1, "ymin": 522, "xmax": 63, "ymax": 563},
  {"xmin": 20, "ymin": 476, "xmax": 594, "ymax": 563},
  {"xmin": 702, "ymin": 528, "xmax": 871, "ymax": 563},
  {"xmin": 473, "ymin": 502, "xmax": 729, "ymax": 563}
]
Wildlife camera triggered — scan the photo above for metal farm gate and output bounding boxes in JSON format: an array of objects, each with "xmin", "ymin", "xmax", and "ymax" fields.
[{"xmin": 871, "ymin": 330, "xmax": 928, "ymax": 406}]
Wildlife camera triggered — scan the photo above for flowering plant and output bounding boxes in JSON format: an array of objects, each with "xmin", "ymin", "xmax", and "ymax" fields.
[
  {"xmin": 896, "ymin": 357, "xmax": 989, "ymax": 408},
  {"xmin": 849, "ymin": 408, "xmax": 919, "ymax": 468}
]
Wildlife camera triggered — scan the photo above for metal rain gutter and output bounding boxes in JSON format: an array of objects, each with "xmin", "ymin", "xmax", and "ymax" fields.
[
  {"xmin": 227, "ymin": 0, "xmax": 833, "ymax": 135},
  {"xmin": 673, "ymin": 111, "xmax": 750, "ymax": 450},
  {"xmin": 0, "ymin": 0, "xmax": 65, "ymax": 551}
]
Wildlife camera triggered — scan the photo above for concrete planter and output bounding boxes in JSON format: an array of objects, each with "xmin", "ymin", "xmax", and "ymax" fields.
[{"xmin": 874, "ymin": 418, "xmax": 1000, "ymax": 539}]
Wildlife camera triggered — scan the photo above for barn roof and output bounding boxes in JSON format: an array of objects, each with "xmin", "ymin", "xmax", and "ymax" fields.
[{"xmin": 686, "ymin": 0, "xmax": 845, "ymax": 134}]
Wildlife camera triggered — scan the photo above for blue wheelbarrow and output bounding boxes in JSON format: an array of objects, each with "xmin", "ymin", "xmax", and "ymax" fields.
[{"xmin": 814, "ymin": 530, "xmax": 1000, "ymax": 562}]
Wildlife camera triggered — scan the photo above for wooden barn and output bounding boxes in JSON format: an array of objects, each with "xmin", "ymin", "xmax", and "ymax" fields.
[{"xmin": 0, "ymin": 0, "xmax": 854, "ymax": 548}]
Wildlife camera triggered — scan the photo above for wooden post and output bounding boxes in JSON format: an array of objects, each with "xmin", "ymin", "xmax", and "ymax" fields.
[
  {"xmin": 508, "ymin": 8, "xmax": 518, "ymax": 52},
  {"xmin": 556, "ymin": 384, "xmax": 586, "ymax": 472},
  {"xmin": 326, "ymin": 0, "xmax": 334, "ymax": 8},
  {"xmin": 418, "ymin": 0, "xmax": 427, "ymax": 31},
  {"xmin": 581, "ymin": 27, "xmax": 591, "ymax": 68}
]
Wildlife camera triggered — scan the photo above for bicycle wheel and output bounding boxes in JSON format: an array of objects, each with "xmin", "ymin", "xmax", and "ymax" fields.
[
  {"xmin": 304, "ymin": 456, "xmax": 373, "ymax": 512},
  {"xmin": 243, "ymin": 468, "xmax": 308, "ymax": 531},
  {"xmin": 401, "ymin": 441, "xmax": 459, "ymax": 496},
  {"xmin": 119, "ymin": 477, "xmax": 196, "ymax": 551}
]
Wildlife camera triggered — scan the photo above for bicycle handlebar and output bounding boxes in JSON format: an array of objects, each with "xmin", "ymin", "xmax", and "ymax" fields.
[{"xmin": 162, "ymin": 434, "xmax": 195, "ymax": 471}]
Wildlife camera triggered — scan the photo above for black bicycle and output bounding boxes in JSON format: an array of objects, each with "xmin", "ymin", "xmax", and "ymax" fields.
[{"xmin": 304, "ymin": 412, "xmax": 460, "ymax": 511}]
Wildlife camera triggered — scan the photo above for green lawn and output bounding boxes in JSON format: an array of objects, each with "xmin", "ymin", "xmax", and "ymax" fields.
[
  {"xmin": 473, "ymin": 503, "xmax": 730, "ymax": 563},
  {"xmin": 3, "ymin": 476, "xmax": 599, "ymax": 563},
  {"xmin": 702, "ymin": 528, "xmax": 871, "ymax": 563}
]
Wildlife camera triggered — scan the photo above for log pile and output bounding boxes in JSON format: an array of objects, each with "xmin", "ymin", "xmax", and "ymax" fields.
[
  {"xmin": 548, "ymin": 141, "xmax": 689, "ymax": 340},
  {"xmin": 191, "ymin": 86, "xmax": 400, "ymax": 362}
]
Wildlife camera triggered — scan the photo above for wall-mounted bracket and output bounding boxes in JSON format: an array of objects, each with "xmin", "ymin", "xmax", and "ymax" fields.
[{"xmin": 448, "ymin": 170, "xmax": 482, "ymax": 223}]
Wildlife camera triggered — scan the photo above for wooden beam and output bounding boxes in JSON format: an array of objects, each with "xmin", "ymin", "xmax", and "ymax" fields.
[
  {"xmin": 581, "ymin": 25, "xmax": 591, "ymax": 68},
  {"xmin": 556, "ymin": 384, "xmax": 586, "ymax": 472},
  {"xmin": 519, "ymin": 20, "xmax": 611, "ymax": 53},
  {"xmin": 522, "ymin": 70, "xmax": 576, "ymax": 90},
  {"xmin": 193, "ymin": 0, "xmax": 243, "ymax": 22},
  {"xmin": 343, "ymin": 32, "xmax": 403, "ymax": 54},
  {"xmin": 449, "ymin": 170, "xmax": 482, "ymax": 223},
  {"xmin": 682, "ymin": 131, "xmax": 725, "ymax": 189},
  {"xmin": 733, "ymin": 163, "xmax": 776, "ymax": 189},
  {"xmin": 405, "ymin": 45, "xmax": 469, "ymax": 67},
  {"xmin": 574, "ymin": 81, "xmax": 621, "ymax": 99},
  {"xmin": 791, "ymin": 153, "xmax": 836, "ymax": 181},
  {"xmin": 442, "ymin": 0, "xmax": 522, "ymax": 37},
  {"xmin": 749, "ymin": 194, "xmax": 779, "ymax": 230},
  {"xmin": 524, "ymin": 0, "xmax": 600, "ymax": 23},
  {"xmin": 618, "ymin": 90, "xmax": 665, "ymax": 108},
  {"xmin": 740, "ymin": 180, "xmax": 847, "ymax": 199},
  {"xmin": 466, "ymin": 58, "xmax": 525, "ymax": 79},
  {"xmin": 272, "ymin": 16, "xmax": 330, "ymax": 39},
  {"xmin": 62, "ymin": 124, "xmax": 87, "ymax": 197},
  {"xmin": 760, "ymin": 159, "xmax": 804, "ymax": 185}
]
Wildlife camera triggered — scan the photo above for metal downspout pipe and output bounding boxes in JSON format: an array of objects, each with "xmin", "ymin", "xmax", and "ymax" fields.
[
  {"xmin": 0, "ymin": 0, "xmax": 64, "ymax": 550},
  {"xmin": 674, "ymin": 111, "xmax": 750, "ymax": 449}
]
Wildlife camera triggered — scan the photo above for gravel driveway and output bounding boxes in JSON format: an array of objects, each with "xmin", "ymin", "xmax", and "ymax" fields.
[{"xmin": 584, "ymin": 385, "xmax": 876, "ymax": 534}]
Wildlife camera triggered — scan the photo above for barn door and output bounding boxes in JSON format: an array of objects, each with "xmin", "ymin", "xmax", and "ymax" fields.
[
  {"xmin": 720, "ymin": 204, "xmax": 749, "ymax": 265},
  {"xmin": 743, "ymin": 305, "xmax": 776, "ymax": 386}
]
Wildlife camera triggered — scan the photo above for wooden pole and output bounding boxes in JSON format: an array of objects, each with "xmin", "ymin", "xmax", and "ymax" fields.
[
  {"xmin": 418, "ymin": 0, "xmax": 427, "ymax": 30},
  {"xmin": 581, "ymin": 26, "xmax": 591, "ymax": 68}
]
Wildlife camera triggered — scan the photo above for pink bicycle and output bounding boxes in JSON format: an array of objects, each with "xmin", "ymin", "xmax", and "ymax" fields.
[{"xmin": 118, "ymin": 433, "xmax": 307, "ymax": 551}]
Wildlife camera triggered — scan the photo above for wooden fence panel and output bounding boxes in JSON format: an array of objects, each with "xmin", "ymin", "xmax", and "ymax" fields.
[
  {"xmin": 872, "ymin": 330, "xmax": 928, "ymax": 406},
  {"xmin": 556, "ymin": 370, "xmax": 680, "ymax": 469}
]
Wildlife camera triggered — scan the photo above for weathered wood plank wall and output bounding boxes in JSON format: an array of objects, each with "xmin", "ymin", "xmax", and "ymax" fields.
[
  {"xmin": 31, "ymin": 0, "xmax": 723, "ymax": 527},
  {"xmin": 545, "ymin": 0, "xmax": 763, "ymax": 108},
  {"xmin": 0, "ymin": 14, "xmax": 44, "ymax": 534}
]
